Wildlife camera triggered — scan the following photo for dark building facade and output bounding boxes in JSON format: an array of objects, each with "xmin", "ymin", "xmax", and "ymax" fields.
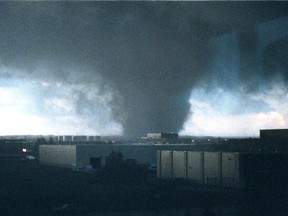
[
  {"xmin": 146, "ymin": 132, "xmax": 179, "ymax": 143},
  {"xmin": 157, "ymin": 150, "xmax": 288, "ymax": 193},
  {"xmin": 260, "ymin": 129, "xmax": 288, "ymax": 152},
  {"xmin": 260, "ymin": 129, "xmax": 288, "ymax": 140}
]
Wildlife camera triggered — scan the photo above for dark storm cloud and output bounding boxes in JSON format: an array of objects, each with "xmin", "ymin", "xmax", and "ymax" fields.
[
  {"xmin": 263, "ymin": 39, "xmax": 288, "ymax": 80},
  {"xmin": 95, "ymin": 5, "xmax": 213, "ymax": 136},
  {"xmin": 1, "ymin": 2, "xmax": 287, "ymax": 137}
]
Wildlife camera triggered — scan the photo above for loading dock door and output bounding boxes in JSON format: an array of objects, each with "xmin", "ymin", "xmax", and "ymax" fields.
[{"xmin": 90, "ymin": 157, "xmax": 101, "ymax": 169}]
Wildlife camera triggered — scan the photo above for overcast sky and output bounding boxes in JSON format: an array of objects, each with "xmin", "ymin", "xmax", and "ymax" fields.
[{"xmin": 0, "ymin": 2, "xmax": 288, "ymax": 137}]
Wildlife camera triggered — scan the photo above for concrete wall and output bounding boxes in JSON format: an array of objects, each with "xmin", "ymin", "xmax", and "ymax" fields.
[
  {"xmin": 147, "ymin": 133, "xmax": 162, "ymax": 139},
  {"xmin": 73, "ymin": 136, "xmax": 88, "ymax": 142},
  {"xmin": 260, "ymin": 129, "xmax": 288, "ymax": 139},
  {"xmin": 158, "ymin": 151, "xmax": 173, "ymax": 179},
  {"xmin": 204, "ymin": 152, "xmax": 222, "ymax": 186},
  {"xmin": 76, "ymin": 145, "xmax": 111, "ymax": 167},
  {"xmin": 187, "ymin": 151, "xmax": 204, "ymax": 184},
  {"xmin": 76, "ymin": 144, "xmax": 204, "ymax": 168},
  {"xmin": 221, "ymin": 153, "xmax": 240, "ymax": 188},
  {"xmin": 39, "ymin": 145, "xmax": 76, "ymax": 168},
  {"xmin": 173, "ymin": 151, "xmax": 187, "ymax": 179},
  {"xmin": 113, "ymin": 145, "xmax": 156, "ymax": 165},
  {"xmin": 40, "ymin": 144, "xmax": 234, "ymax": 172},
  {"xmin": 40, "ymin": 144, "xmax": 157, "ymax": 169},
  {"xmin": 77, "ymin": 145, "xmax": 157, "ymax": 166},
  {"xmin": 76, "ymin": 144, "xmax": 157, "ymax": 167},
  {"xmin": 158, "ymin": 151, "xmax": 246, "ymax": 189}
]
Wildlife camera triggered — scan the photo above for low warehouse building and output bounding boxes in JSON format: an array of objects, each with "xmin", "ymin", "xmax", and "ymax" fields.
[
  {"xmin": 40, "ymin": 144, "xmax": 155, "ymax": 170},
  {"xmin": 39, "ymin": 144, "xmax": 203, "ymax": 170},
  {"xmin": 40, "ymin": 145, "xmax": 77, "ymax": 168},
  {"xmin": 157, "ymin": 150, "xmax": 288, "ymax": 191}
]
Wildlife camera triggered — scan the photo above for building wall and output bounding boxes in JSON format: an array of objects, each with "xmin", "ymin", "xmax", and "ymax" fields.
[
  {"xmin": 115, "ymin": 145, "xmax": 156, "ymax": 165},
  {"xmin": 173, "ymin": 151, "xmax": 187, "ymax": 179},
  {"xmin": 204, "ymin": 152, "xmax": 222, "ymax": 186},
  {"xmin": 87, "ymin": 136, "xmax": 101, "ymax": 142},
  {"xmin": 147, "ymin": 133, "xmax": 162, "ymax": 139},
  {"xmin": 146, "ymin": 133, "xmax": 178, "ymax": 143},
  {"xmin": 39, "ymin": 144, "xmax": 181, "ymax": 169},
  {"xmin": 73, "ymin": 136, "xmax": 88, "ymax": 142},
  {"xmin": 64, "ymin": 136, "xmax": 73, "ymax": 142},
  {"xmin": 40, "ymin": 144, "xmax": 235, "ymax": 171},
  {"xmin": 58, "ymin": 136, "xmax": 64, "ymax": 142},
  {"xmin": 187, "ymin": 151, "xmax": 204, "ymax": 184},
  {"xmin": 76, "ymin": 144, "xmax": 157, "ymax": 167},
  {"xmin": 260, "ymin": 129, "xmax": 288, "ymax": 139},
  {"xmin": 76, "ymin": 145, "xmax": 110, "ymax": 167},
  {"xmin": 222, "ymin": 152, "xmax": 240, "ymax": 188},
  {"xmin": 158, "ymin": 150, "xmax": 246, "ymax": 189},
  {"xmin": 157, "ymin": 151, "xmax": 173, "ymax": 179},
  {"xmin": 75, "ymin": 144, "xmax": 204, "ymax": 168},
  {"xmin": 39, "ymin": 145, "xmax": 76, "ymax": 168}
]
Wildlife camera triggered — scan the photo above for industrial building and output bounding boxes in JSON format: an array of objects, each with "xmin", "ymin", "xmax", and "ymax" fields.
[
  {"xmin": 39, "ymin": 144, "xmax": 201, "ymax": 170},
  {"xmin": 260, "ymin": 129, "xmax": 288, "ymax": 144},
  {"xmin": 0, "ymin": 139, "xmax": 27, "ymax": 157},
  {"xmin": 146, "ymin": 132, "xmax": 179, "ymax": 143},
  {"xmin": 260, "ymin": 129, "xmax": 288, "ymax": 139},
  {"xmin": 39, "ymin": 129, "xmax": 288, "ymax": 192},
  {"xmin": 55, "ymin": 135, "xmax": 101, "ymax": 143},
  {"xmin": 157, "ymin": 150, "xmax": 288, "ymax": 191},
  {"xmin": 157, "ymin": 151, "xmax": 242, "ymax": 188},
  {"xmin": 39, "ymin": 128, "xmax": 288, "ymax": 170}
]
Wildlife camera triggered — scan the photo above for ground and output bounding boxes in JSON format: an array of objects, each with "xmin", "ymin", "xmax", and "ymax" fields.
[{"xmin": 0, "ymin": 158, "xmax": 287, "ymax": 216}]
